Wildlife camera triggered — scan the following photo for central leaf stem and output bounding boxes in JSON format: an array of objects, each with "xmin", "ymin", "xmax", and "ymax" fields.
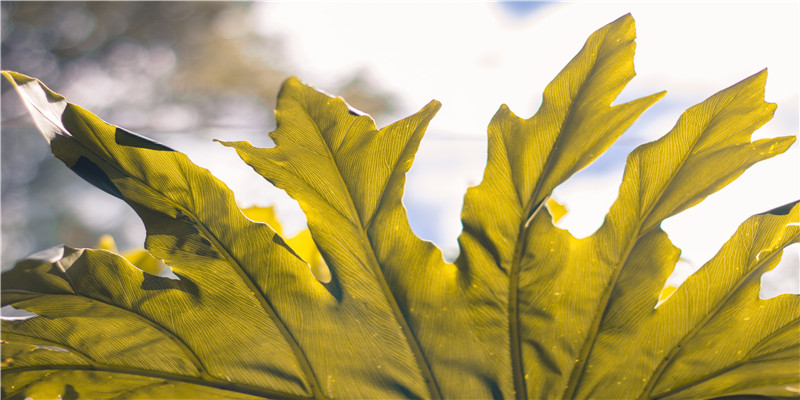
[
  {"xmin": 637, "ymin": 244, "xmax": 792, "ymax": 399},
  {"xmin": 88, "ymin": 149, "xmax": 326, "ymax": 399},
  {"xmin": 363, "ymin": 246, "xmax": 444, "ymax": 400},
  {"xmin": 562, "ymin": 237, "xmax": 637, "ymax": 399},
  {"xmin": 509, "ymin": 197, "xmax": 549, "ymax": 400}
]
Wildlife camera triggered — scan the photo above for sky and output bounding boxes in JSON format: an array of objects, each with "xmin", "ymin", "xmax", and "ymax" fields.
[
  {"xmin": 204, "ymin": 1, "xmax": 799, "ymax": 295},
  {"xmin": 61, "ymin": 2, "xmax": 797, "ymax": 296}
]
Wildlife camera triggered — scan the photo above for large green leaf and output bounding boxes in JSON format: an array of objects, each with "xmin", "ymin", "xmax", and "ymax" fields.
[{"xmin": 2, "ymin": 14, "xmax": 798, "ymax": 400}]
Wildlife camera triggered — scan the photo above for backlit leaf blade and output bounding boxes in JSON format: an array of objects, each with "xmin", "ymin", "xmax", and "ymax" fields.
[
  {"xmin": 496, "ymin": 14, "xmax": 665, "ymax": 214},
  {"xmin": 645, "ymin": 202, "xmax": 800, "ymax": 399},
  {"xmin": 455, "ymin": 14, "xmax": 665, "ymax": 398},
  {"xmin": 1, "ymin": 247, "xmax": 285, "ymax": 400},
  {"xmin": 604, "ymin": 70, "xmax": 788, "ymax": 236},
  {"xmin": 3, "ymin": 11, "xmax": 798, "ymax": 400},
  {"xmin": 95, "ymin": 234, "xmax": 172, "ymax": 276},
  {"xmin": 2, "ymin": 369, "xmax": 263, "ymax": 400},
  {"xmin": 1, "ymin": 70, "xmax": 322, "ymax": 398},
  {"xmin": 223, "ymin": 78, "xmax": 494, "ymax": 398},
  {"xmin": 240, "ymin": 205, "xmax": 330, "ymax": 282},
  {"xmin": 510, "ymin": 69, "xmax": 796, "ymax": 398},
  {"xmin": 458, "ymin": 13, "xmax": 664, "ymax": 268},
  {"xmin": 2, "ymin": 71, "xmax": 443, "ymax": 399},
  {"xmin": 564, "ymin": 71, "xmax": 796, "ymax": 399},
  {"xmin": 220, "ymin": 78, "xmax": 443, "ymax": 296},
  {"xmin": 563, "ymin": 202, "xmax": 800, "ymax": 399}
]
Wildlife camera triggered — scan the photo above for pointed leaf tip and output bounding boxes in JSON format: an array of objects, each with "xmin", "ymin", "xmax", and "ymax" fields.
[
  {"xmin": 2, "ymin": 70, "xmax": 65, "ymax": 102},
  {"xmin": 759, "ymin": 200, "xmax": 800, "ymax": 216},
  {"xmin": 607, "ymin": 12, "xmax": 635, "ymax": 32},
  {"xmin": 2, "ymin": 70, "xmax": 33, "ymax": 85},
  {"xmin": 3, "ymin": 71, "xmax": 69, "ymax": 143},
  {"xmin": 617, "ymin": 13, "xmax": 634, "ymax": 23},
  {"xmin": 4, "ymin": 14, "xmax": 798, "ymax": 400}
]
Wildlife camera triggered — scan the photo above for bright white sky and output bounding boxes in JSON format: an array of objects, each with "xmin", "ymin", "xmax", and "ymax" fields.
[{"xmin": 200, "ymin": 2, "xmax": 799, "ymax": 294}]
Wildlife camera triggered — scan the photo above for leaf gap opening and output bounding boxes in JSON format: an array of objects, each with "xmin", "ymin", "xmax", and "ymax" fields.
[{"xmin": 760, "ymin": 243, "xmax": 799, "ymax": 299}]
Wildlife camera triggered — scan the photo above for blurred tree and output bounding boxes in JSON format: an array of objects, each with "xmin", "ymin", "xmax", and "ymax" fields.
[{"xmin": 1, "ymin": 2, "xmax": 395, "ymax": 267}]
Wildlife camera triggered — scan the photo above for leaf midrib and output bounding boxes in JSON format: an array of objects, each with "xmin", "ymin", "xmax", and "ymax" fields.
[
  {"xmin": 111, "ymin": 380, "xmax": 172, "ymax": 400},
  {"xmin": 2, "ymin": 365, "xmax": 310, "ymax": 400},
  {"xmin": 299, "ymin": 105, "xmax": 443, "ymax": 400},
  {"xmin": 560, "ymin": 95, "xmax": 760, "ymax": 399},
  {"xmin": 126, "ymin": 178, "xmax": 325, "ymax": 399},
  {"xmin": 55, "ymin": 110, "xmax": 325, "ymax": 399},
  {"xmin": 650, "ymin": 324, "xmax": 799, "ymax": 399},
  {"xmin": 1, "ymin": 331, "xmax": 96, "ymax": 366},
  {"xmin": 639, "ymin": 230, "xmax": 800, "ymax": 399},
  {"xmin": 4, "ymin": 290, "xmax": 209, "ymax": 379},
  {"xmin": 4, "ymin": 290, "xmax": 314, "ymax": 399},
  {"xmin": 506, "ymin": 30, "xmax": 617, "ymax": 399},
  {"xmin": 2, "ymin": 370, "xmax": 57, "ymax": 399}
]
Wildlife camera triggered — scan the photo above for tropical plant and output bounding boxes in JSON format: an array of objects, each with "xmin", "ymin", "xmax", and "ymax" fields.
[{"xmin": 1, "ymin": 14, "xmax": 798, "ymax": 400}]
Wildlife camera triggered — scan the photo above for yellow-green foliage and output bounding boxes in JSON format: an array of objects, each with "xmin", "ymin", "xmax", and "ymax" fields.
[{"xmin": 2, "ymin": 14, "xmax": 798, "ymax": 400}]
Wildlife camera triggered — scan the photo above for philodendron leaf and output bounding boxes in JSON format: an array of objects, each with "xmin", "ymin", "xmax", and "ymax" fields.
[
  {"xmin": 0, "ymin": 70, "xmax": 440, "ymax": 399},
  {"xmin": 240, "ymin": 205, "xmax": 330, "ymax": 282},
  {"xmin": 95, "ymin": 235, "xmax": 172, "ymax": 277},
  {"xmin": 2, "ymin": 13, "xmax": 798, "ymax": 400}
]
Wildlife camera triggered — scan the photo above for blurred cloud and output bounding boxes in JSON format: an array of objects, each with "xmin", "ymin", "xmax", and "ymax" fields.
[
  {"xmin": 1, "ymin": 2, "xmax": 394, "ymax": 266},
  {"xmin": 498, "ymin": 1, "xmax": 552, "ymax": 19},
  {"xmin": 2, "ymin": 2, "xmax": 797, "ymax": 298},
  {"xmin": 254, "ymin": 2, "xmax": 798, "ymax": 295}
]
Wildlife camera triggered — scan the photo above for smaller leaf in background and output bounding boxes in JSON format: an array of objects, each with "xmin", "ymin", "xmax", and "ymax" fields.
[
  {"xmin": 95, "ymin": 234, "xmax": 119, "ymax": 253},
  {"xmin": 240, "ymin": 205, "xmax": 330, "ymax": 283},
  {"xmin": 239, "ymin": 205, "xmax": 284, "ymax": 232},
  {"xmin": 545, "ymin": 198, "xmax": 568, "ymax": 224},
  {"xmin": 93, "ymin": 234, "xmax": 174, "ymax": 278},
  {"xmin": 2, "ymin": 70, "xmax": 331, "ymax": 399},
  {"xmin": 657, "ymin": 284, "xmax": 677, "ymax": 306}
]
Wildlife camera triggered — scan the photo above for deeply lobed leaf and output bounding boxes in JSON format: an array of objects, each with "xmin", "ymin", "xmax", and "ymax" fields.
[
  {"xmin": 2, "ymin": 13, "xmax": 798, "ymax": 400},
  {"xmin": 1, "ymin": 71, "xmax": 441, "ymax": 399}
]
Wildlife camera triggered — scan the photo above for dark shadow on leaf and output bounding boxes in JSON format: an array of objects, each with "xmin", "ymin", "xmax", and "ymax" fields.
[
  {"xmin": 141, "ymin": 271, "xmax": 200, "ymax": 298},
  {"xmin": 271, "ymin": 234, "xmax": 301, "ymax": 260},
  {"xmin": 115, "ymin": 127, "xmax": 174, "ymax": 152},
  {"xmin": 394, "ymin": 383, "xmax": 422, "ymax": 399},
  {"xmin": 47, "ymin": 263, "xmax": 68, "ymax": 279},
  {"xmin": 488, "ymin": 380, "xmax": 503, "ymax": 400},
  {"xmin": 62, "ymin": 384, "xmax": 79, "ymax": 400},
  {"xmin": 68, "ymin": 156, "xmax": 124, "ymax": 200},
  {"xmin": 3, "ymin": 387, "xmax": 26, "ymax": 400},
  {"xmin": 347, "ymin": 105, "xmax": 364, "ymax": 117},
  {"xmin": 322, "ymin": 277, "xmax": 342, "ymax": 302},
  {"xmin": 272, "ymin": 234, "xmax": 343, "ymax": 300},
  {"xmin": 134, "ymin": 207, "xmax": 221, "ymax": 260},
  {"xmin": 758, "ymin": 200, "xmax": 798, "ymax": 216}
]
